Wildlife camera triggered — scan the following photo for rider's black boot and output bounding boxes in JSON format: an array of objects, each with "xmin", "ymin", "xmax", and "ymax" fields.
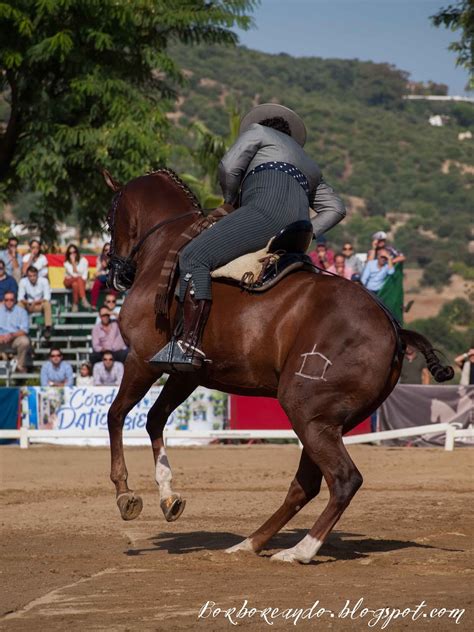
[{"xmin": 149, "ymin": 293, "xmax": 212, "ymax": 372}]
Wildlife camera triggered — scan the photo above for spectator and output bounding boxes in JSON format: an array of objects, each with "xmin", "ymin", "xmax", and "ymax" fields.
[
  {"xmin": 76, "ymin": 361, "xmax": 93, "ymax": 386},
  {"xmin": 21, "ymin": 239, "xmax": 49, "ymax": 279},
  {"xmin": 361, "ymin": 248, "xmax": 394, "ymax": 294},
  {"xmin": 341, "ymin": 242, "xmax": 363, "ymax": 275},
  {"xmin": 40, "ymin": 347, "xmax": 74, "ymax": 387},
  {"xmin": 327, "ymin": 253, "xmax": 354, "ymax": 280},
  {"xmin": 0, "ymin": 260, "xmax": 18, "ymax": 303},
  {"xmin": 367, "ymin": 231, "xmax": 405, "ymax": 265},
  {"xmin": 90, "ymin": 307, "xmax": 128, "ymax": 364},
  {"xmin": 0, "ymin": 291, "xmax": 31, "ymax": 372},
  {"xmin": 64, "ymin": 243, "xmax": 91, "ymax": 312},
  {"xmin": 0, "ymin": 236, "xmax": 22, "ymax": 282},
  {"xmin": 454, "ymin": 347, "xmax": 474, "ymax": 386},
  {"xmin": 309, "ymin": 236, "xmax": 335, "ymax": 269},
  {"xmin": 94, "ymin": 293, "xmax": 120, "ymax": 324},
  {"xmin": 93, "ymin": 350, "xmax": 124, "ymax": 386},
  {"xmin": 91, "ymin": 243, "xmax": 115, "ymax": 308},
  {"xmin": 400, "ymin": 346, "xmax": 430, "ymax": 385},
  {"xmin": 18, "ymin": 266, "xmax": 53, "ymax": 339}
]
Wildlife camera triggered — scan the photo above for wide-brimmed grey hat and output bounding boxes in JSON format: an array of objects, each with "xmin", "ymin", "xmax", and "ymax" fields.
[{"xmin": 239, "ymin": 103, "xmax": 307, "ymax": 146}]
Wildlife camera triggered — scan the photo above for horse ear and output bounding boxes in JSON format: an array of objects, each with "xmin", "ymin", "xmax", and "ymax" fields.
[{"xmin": 102, "ymin": 168, "xmax": 122, "ymax": 192}]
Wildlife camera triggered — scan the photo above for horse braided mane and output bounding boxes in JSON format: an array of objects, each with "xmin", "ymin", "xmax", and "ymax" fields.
[{"xmin": 147, "ymin": 166, "xmax": 202, "ymax": 211}]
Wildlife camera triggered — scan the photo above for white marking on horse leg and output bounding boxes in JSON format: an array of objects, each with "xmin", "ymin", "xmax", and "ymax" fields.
[
  {"xmin": 225, "ymin": 538, "xmax": 255, "ymax": 554},
  {"xmin": 271, "ymin": 534, "xmax": 323, "ymax": 564},
  {"xmin": 155, "ymin": 447, "xmax": 173, "ymax": 500}
]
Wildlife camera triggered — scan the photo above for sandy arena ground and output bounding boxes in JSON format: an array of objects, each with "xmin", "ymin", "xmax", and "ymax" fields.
[{"xmin": 0, "ymin": 444, "xmax": 473, "ymax": 631}]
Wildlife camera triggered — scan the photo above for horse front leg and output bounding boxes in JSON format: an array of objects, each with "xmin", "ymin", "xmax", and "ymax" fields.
[
  {"xmin": 146, "ymin": 374, "xmax": 199, "ymax": 522},
  {"xmin": 108, "ymin": 356, "xmax": 158, "ymax": 520}
]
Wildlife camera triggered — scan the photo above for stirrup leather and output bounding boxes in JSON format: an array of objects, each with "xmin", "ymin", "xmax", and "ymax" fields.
[{"xmin": 177, "ymin": 340, "xmax": 206, "ymax": 358}]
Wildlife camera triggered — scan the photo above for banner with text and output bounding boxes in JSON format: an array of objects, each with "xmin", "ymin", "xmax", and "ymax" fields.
[{"xmin": 26, "ymin": 386, "xmax": 227, "ymax": 446}]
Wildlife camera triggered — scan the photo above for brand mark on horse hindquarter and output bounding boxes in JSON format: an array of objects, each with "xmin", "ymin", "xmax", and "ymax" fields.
[{"xmin": 295, "ymin": 344, "xmax": 332, "ymax": 381}]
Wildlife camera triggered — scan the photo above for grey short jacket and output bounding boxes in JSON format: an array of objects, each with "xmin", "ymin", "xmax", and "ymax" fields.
[{"xmin": 218, "ymin": 124, "xmax": 346, "ymax": 228}]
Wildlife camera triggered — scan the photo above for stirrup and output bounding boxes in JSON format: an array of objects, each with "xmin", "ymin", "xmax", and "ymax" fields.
[{"xmin": 149, "ymin": 339, "xmax": 207, "ymax": 372}]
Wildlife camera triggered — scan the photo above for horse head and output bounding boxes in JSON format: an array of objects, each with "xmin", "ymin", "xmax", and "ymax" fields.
[{"xmin": 102, "ymin": 167, "xmax": 201, "ymax": 292}]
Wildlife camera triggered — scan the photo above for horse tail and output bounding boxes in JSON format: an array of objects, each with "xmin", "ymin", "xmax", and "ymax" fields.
[{"xmin": 399, "ymin": 328, "xmax": 454, "ymax": 383}]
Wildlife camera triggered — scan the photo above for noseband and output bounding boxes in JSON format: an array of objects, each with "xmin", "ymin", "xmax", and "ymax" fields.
[{"xmin": 107, "ymin": 190, "xmax": 201, "ymax": 290}]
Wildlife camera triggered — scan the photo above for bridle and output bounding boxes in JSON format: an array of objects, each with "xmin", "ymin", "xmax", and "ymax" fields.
[{"xmin": 107, "ymin": 188, "xmax": 202, "ymax": 291}]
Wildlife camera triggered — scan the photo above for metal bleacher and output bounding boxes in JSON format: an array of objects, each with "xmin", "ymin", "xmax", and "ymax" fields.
[{"xmin": 1, "ymin": 289, "xmax": 119, "ymax": 386}]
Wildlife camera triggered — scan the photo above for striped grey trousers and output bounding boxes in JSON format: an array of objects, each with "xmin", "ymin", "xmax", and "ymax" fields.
[{"xmin": 179, "ymin": 169, "xmax": 310, "ymax": 301}]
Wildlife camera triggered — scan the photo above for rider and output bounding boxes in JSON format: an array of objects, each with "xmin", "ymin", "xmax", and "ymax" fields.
[{"xmin": 150, "ymin": 103, "xmax": 346, "ymax": 371}]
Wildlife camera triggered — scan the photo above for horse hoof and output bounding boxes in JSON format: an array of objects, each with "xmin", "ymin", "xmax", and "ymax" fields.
[
  {"xmin": 226, "ymin": 539, "xmax": 255, "ymax": 554},
  {"xmin": 160, "ymin": 494, "xmax": 186, "ymax": 522},
  {"xmin": 271, "ymin": 549, "xmax": 298, "ymax": 563},
  {"xmin": 116, "ymin": 492, "xmax": 143, "ymax": 521},
  {"xmin": 271, "ymin": 548, "xmax": 313, "ymax": 564}
]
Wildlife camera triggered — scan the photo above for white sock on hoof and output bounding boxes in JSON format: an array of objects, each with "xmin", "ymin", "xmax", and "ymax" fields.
[
  {"xmin": 271, "ymin": 534, "xmax": 323, "ymax": 564},
  {"xmin": 155, "ymin": 447, "xmax": 173, "ymax": 500},
  {"xmin": 225, "ymin": 538, "xmax": 255, "ymax": 554}
]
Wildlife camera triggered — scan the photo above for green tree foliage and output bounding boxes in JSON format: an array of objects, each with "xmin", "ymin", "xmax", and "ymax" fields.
[
  {"xmin": 191, "ymin": 104, "xmax": 241, "ymax": 185},
  {"xmin": 431, "ymin": 1, "xmax": 474, "ymax": 89},
  {"xmin": 411, "ymin": 300, "xmax": 473, "ymax": 360},
  {"xmin": 420, "ymin": 260, "xmax": 453, "ymax": 289},
  {"xmin": 180, "ymin": 104, "xmax": 241, "ymax": 207},
  {"xmin": 439, "ymin": 297, "xmax": 473, "ymax": 326},
  {"xmin": 0, "ymin": 0, "xmax": 257, "ymax": 241}
]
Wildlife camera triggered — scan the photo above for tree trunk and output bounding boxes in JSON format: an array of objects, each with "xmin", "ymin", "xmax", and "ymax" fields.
[{"xmin": 0, "ymin": 72, "xmax": 19, "ymax": 182}]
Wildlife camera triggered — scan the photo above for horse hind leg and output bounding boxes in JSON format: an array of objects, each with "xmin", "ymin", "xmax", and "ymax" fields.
[
  {"xmin": 272, "ymin": 422, "xmax": 363, "ymax": 563},
  {"xmin": 108, "ymin": 357, "xmax": 157, "ymax": 520},
  {"xmin": 227, "ymin": 449, "xmax": 323, "ymax": 554},
  {"xmin": 146, "ymin": 374, "xmax": 199, "ymax": 522}
]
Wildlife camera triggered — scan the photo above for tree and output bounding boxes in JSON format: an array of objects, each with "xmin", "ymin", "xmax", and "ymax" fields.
[
  {"xmin": 431, "ymin": 1, "xmax": 474, "ymax": 89},
  {"xmin": 0, "ymin": 0, "xmax": 257, "ymax": 241},
  {"xmin": 191, "ymin": 103, "xmax": 240, "ymax": 184},
  {"xmin": 421, "ymin": 260, "xmax": 453, "ymax": 289},
  {"xmin": 439, "ymin": 297, "xmax": 473, "ymax": 326},
  {"xmin": 180, "ymin": 102, "xmax": 241, "ymax": 207}
]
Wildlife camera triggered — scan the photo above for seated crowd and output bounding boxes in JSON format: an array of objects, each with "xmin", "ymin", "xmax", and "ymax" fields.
[
  {"xmin": 0, "ymin": 236, "xmax": 126, "ymax": 384},
  {"xmin": 1, "ymin": 230, "xmax": 404, "ymax": 385}
]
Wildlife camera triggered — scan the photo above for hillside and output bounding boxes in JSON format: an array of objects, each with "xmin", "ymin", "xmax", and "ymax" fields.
[{"xmin": 168, "ymin": 44, "xmax": 473, "ymax": 288}]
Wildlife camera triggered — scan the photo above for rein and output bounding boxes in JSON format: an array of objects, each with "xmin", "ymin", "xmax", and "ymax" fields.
[
  {"xmin": 108, "ymin": 190, "xmax": 202, "ymax": 288},
  {"xmin": 126, "ymin": 209, "xmax": 201, "ymax": 261}
]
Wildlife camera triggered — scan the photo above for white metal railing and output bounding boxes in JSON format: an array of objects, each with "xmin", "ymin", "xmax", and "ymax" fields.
[
  {"xmin": 404, "ymin": 95, "xmax": 474, "ymax": 103},
  {"xmin": 1, "ymin": 422, "xmax": 471, "ymax": 451}
]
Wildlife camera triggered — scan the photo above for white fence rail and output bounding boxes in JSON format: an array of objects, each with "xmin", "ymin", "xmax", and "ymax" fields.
[{"xmin": 1, "ymin": 422, "xmax": 471, "ymax": 451}]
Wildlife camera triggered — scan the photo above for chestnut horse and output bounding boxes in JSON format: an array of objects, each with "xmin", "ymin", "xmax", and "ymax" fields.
[{"xmin": 104, "ymin": 168, "xmax": 453, "ymax": 563}]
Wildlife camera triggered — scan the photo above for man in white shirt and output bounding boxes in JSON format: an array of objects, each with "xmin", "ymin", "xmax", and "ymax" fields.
[{"xmin": 18, "ymin": 266, "xmax": 53, "ymax": 339}]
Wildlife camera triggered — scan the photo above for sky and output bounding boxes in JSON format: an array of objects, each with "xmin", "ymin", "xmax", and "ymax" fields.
[{"xmin": 236, "ymin": 0, "xmax": 470, "ymax": 96}]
